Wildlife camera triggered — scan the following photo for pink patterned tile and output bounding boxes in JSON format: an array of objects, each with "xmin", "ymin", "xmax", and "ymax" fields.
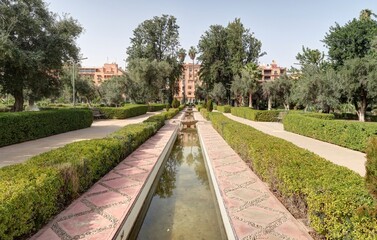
[
  {"xmin": 116, "ymin": 167, "xmax": 146, "ymax": 176},
  {"xmin": 63, "ymin": 201, "xmax": 92, "ymax": 217},
  {"xmin": 102, "ymin": 177, "xmax": 140, "ymax": 189},
  {"xmin": 58, "ymin": 212, "xmax": 112, "ymax": 237},
  {"xmin": 33, "ymin": 228, "xmax": 60, "ymax": 240},
  {"xmin": 86, "ymin": 191, "xmax": 126, "ymax": 207}
]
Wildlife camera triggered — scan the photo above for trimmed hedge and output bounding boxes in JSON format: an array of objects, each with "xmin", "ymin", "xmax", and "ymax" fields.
[
  {"xmin": 300, "ymin": 112, "xmax": 335, "ymax": 120},
  {"xmin": 206, "ymin": 112, "xmax": 377, "ymax": 239},
  {"xmin": 0, "ymin": 109, "xmax": 181, "ymax": 240},
  {"xmin": 283, "ymin": 113, "xmax": 377, "ymax": 152},
  {"xmin": 334, "ymin": 112, "xmax": 377, "ymax": 122},
  {"xmin": 217, "ymin": 105, "xmax": 232, "ymax": 113},
  {"xmin": 0, "ymin": 109, "xmax": 93, "ymax": 147},
  {"xmin": 231, "ymin": 107, "xmax": 281, "ymax": 122},
  {"xmin": 98, "ymin": 104, "xmax": 148, "ymax": 119},
  {"xmin": 366, "ymin": 137, "xmax": 377, "ymax": 200},
  {"xmin": 147, "ymin": 103, "xmax": 165, "ymax": 112}
]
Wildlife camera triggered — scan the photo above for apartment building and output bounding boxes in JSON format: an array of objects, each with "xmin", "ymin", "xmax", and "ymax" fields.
[
  {"xmin": 175, "ymin": 63, "xmax": 200, "ymax": 103},
  {"xmin": 259, "ymin": 60, "xmax": 286, "ymax": 81},
  {"xmin": 79, "ymin": 63, "xmax": 124, "ymax": 85}
]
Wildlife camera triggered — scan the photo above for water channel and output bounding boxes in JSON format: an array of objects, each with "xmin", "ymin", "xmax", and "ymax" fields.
[{"xmin": 130, "ymin": 112, "xmax": 227, "ymax": 240}]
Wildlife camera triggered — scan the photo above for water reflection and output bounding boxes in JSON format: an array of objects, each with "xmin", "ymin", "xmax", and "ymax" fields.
[{"xmin": 135, "ymin": 128, "xmax": 226, "ymax": 240}]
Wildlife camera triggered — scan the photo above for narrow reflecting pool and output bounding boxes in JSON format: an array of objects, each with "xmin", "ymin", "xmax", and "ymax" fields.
[{"xmin": 133, "ymin": 128, "xmax": 227, "ymax": 240}]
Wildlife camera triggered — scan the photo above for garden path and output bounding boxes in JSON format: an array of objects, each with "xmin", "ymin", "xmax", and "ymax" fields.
[
  {"xmin": 0, "ymin": 111, "xmax": 161, "ymax": 168},
  {"xmin": 223, "ymin": 113, "xmax": 366, "ymax": 176}
]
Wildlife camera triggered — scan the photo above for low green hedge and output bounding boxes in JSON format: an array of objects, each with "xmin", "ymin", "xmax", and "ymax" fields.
[
  {"xmin": 147, "ymin": 103, "xmax": 165, "ymax": 112},
  {"xmin": 283, "ymin": 114, "xmax": 377, "ymax": 152},
  {"xmin": 206, "ymin": 112, "xmax": 376, "ymax": 239},
  {"xmin": 366, "ymin": 137, "xmax": 377, "ymax": 201},
  {"xmin": 300, "ymin": 112, "xmax": 335, "ymax": 120},
  {"xmin": 217, "ymin": 105, "xmax": 232, "ymax": 113},
  {"xmin": 0, "ymin": 109, "xmax": 93, "ymax": 147},
  {"xmin": 98, "ymin": 104, "xmax": 148, "ymax": 119},
  {"xmin": 0, "ymin": 109, "xmax": 181, "ymax": 240},
  {"xmin": 231, "ymin": 107, "xmax": 281, "ymax": 122}
]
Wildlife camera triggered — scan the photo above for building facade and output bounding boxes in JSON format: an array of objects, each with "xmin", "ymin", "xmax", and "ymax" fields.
[
  {"xmin": 259, "ymin": 60, "xmax": 286, "ymax": 81},
  {"xmin": 175, "ymin": 63, "xmax": 200, "ymax": 103},
  {"xmin": 79, "ymin": 63, "xmax": 124, "ymax": 85}
]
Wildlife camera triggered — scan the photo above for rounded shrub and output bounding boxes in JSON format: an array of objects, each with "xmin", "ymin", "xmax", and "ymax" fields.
[
  {"xmin": 207, "ymin": 99, "xmax": 213, "ymax": 112},
  {"xmin": 172, "ymin": 98, "xmax": 180, "ymax": 108}
]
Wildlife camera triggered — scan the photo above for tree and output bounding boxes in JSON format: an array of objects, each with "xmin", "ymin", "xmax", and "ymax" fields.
[
  {"xmin": 126, "ymin": 15, "xmax": 182, "ymax": 105},
  {"xmin": 197, "ymin": 19, "xmax": 264, "ymax": 100},
  {"xmin": 296, "ymin": 46, "xmax": 324, "ymax": 67},
  {"xmin": 99, "ymin": 76, "xmax": 126, "ymax": 106},
  {"xmin": 340, "ymin": 57, "xmax": 377, "ymax": 121},
  {"xmin": 209, "ymin": 82, "xmax": 226, "ymax": 105},
  {"xmin": 240, "ymin": 63, "xmax": 262, "ymax": 108},
  {"xmin": 323, "ymin": 9, "xmax": 377, "ymax": 68},
  {"xmin": 0, "ymin": 0, "xmax": 82, "ymax": 111},
  {"xmin": 231, "ymin": 75, "xmax": 248, "ymax": 106}
]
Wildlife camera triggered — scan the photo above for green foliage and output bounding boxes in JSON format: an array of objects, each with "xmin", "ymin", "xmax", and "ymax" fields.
[
  {"xmin": 99, "ymin": 76, "xmax": 126, "ymax": 106},
  {"xmin": 207, "ymin": 112, "xmax": 376, "ymax": 239},
  {"xmin": 217, "ymin": 105, "xmax": 232, "ymax": 113},
  {"xmin": 98, "ymin": 104, "xmax": 148, "ymax": 119},
  {"xmin": 206, "ymin": 99, "xmax": 213, "ymax": 112},
  {"xmin": 231, "ymin": 107, "xmax": 281, "ymax": 122},
  {"xmin": 200, "ymin": 108, "xmax": 209, "ymax": 120},
  {"xmin": 210, "ymin": 82, "xmax": 227, "ymax": 104},
  {"xmin": 172, "ymin": 98, "xmax": 180, "ymax": 108},
  {"xmin": 147, "ymin": 103, "xmax": 165, "ymax": 112},
  {"xmin": 0, "ymin": 109, "xmax": 92, "ymax": 147},
  {"xmin": 0, "ymin": 0, "xmax": 83, "ymax": 111},
  {"xmin": 0, "ymin": 108, "xmax": 182, "ymax": 239},
  {"xmin": 262, "ymin": 74, "xmax": 294, "ymax": 110},
  {"xmin": 300, "ymin": 112, "xmax": 335, "ymax": 120},
  {"xmin": 323, "ymin": 13, "xmax": 377, "ymax": 68},
  {"xmin": 198, "ymin": 19, "xmax": 264, "ymax": 100},
  {"xmin": 340, "ymin": 57, "xmax": 377, "ymax": 121},
  {"xmin": 366, "ymin": 137, "xmax": 377, "ymax": 200},
  {"xmin": 126, "ymin": 15, "xmax": 182, "ymax": 105},
  {"xmin": 283, "ymin": 113, "xmax": 377, "ymax": 152}
]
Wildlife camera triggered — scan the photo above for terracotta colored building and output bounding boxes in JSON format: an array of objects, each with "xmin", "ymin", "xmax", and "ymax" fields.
[
  {"xmin": 259, "ymin": 60, "xmax": 286, "ymax": 81},
  {"xmin": 79, "ymin": 63, "xmax": 124, "ymax": 85},
  {"xmin": 175, "ymin": 63, "xmax": 201, "ymax": 103}
]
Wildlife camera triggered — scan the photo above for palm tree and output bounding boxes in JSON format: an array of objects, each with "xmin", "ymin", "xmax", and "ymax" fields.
[
  {"xmin": 178, "ymin": 48, "xmax": 186, "ymax": 103},
  {"xmin": 241, "ymin": 63, "xmax": 262, "ymax": 108},
  {"xmin": 188, "ymin": 46, "xmax": 197, "ymax": 103}
]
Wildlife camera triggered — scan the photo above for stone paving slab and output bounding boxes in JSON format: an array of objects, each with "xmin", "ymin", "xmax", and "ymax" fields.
[
  {"xmin": 31, "ymin": 119, "xmax": 180, "ymax": 240},
  {"xmin": 195, "ymin": 111, "xmax": 312, "ymax": 240}
]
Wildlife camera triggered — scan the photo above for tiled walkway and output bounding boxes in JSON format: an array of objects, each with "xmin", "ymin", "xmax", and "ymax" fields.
[
  {"xmin": 31, "ymin": 119, "xmax": 180, "ymax": 240},
  {"xmin": 195, "ymin": 112, "xmax": 312, "ymax": 240},
  {"xmin": 223, "ymin": 113, "xmax": 366, "ymax": 176}
]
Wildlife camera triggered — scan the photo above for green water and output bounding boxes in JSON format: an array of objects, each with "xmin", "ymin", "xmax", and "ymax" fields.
[{"xmin": 134, "ymin": 128, "xmax": 226, "ymax": 240}]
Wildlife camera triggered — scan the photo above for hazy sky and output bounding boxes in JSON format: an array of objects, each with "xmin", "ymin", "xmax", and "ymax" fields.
[{"xmin": 46, "ymin": 0, "xmax": 377, "ymax": 69}]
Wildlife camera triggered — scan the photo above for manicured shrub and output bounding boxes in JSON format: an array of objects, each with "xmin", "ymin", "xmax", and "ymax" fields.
[
  {"xmin": 206, "ymin": 99, "xmax": 213, "ymax": 112},
  {"xmin": 200, "ymin": 108, "xmax": 209, "ymax": 120},
  {"xmin": 98, "ymin": 104, "xmax": 148, "ymax": 119},
  {"xmin": 171, "ymin": 98, "xmax": 180, "ymax": 108},
  {"xmin": 231, "ymin": 107, "xmax": 281, "ymax": 122},
  {"xmin": 206, "ymin": 112, "xmax": 377, "ymax": 239},
  {"xmin": 217, "ymin": 105, "xmax": 232, "ymax": 113},
  {"xmin": 366, "ymin": 136, "xmax": 377, "ymax": 200},
  {"xmin": 147, "ymin": 103, "xmax": 165, "ymax": 112},
  {"xmin": 0, "ymin": 109, "xmax": 182, "ymax": 240},
  {"xmin": 301, "ymin": 112, "xmax": 335, "ymax": 120},
  {"xmin": 283, "ymin": 113, "xmax": 377, "ymax": 152},
  {"xmin": 0, "ymin": 109, "xmax": 93, "ymax": 147},
  {"xmin": 196, "ymin": 104, "xmax": 204, "ymax": 111}
]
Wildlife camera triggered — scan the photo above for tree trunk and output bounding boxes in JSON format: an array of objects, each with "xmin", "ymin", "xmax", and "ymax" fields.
[
  {"xmin": 357, "ymin": 98, "xmax": 367, "ymax": 122},
  {"xmin": 28, "ymin": 96, "xmax": 35, "ymax": 108},
  {"xmin": 267, "ymin": 96, "xmax": 272, "ymax": 110},
  {"xmin": 249, "ymin": 92, "xmax": 253, "ymax": 108},
  {"xmin": 13, "ymin": 90, "xmax": 24, "ymax": 112}
]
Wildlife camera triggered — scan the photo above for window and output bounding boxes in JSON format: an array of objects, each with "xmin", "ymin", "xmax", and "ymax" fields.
[
  {"xmin": 188, "ymin": 91, "xmax": 192, "ymax": 95},
  {"xmin": 274, "ymin": 71, "xmax": 278, "ymax": 75}
]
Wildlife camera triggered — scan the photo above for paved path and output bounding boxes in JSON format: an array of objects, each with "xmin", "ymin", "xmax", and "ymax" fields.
[
  {"xmin": 0, "ymin": 112, "xmax": 160, "ymax": 168},
  {"xmin": 195, "ymin": 111, "xmax": 312, "ymax": 239},
  {"xmin": 223, "ymin": 113, "xmax": 366, "ymax": 176},
  {"xmin": 31, "ymin": 117, "xmax": 181, "ymax": 240}
]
